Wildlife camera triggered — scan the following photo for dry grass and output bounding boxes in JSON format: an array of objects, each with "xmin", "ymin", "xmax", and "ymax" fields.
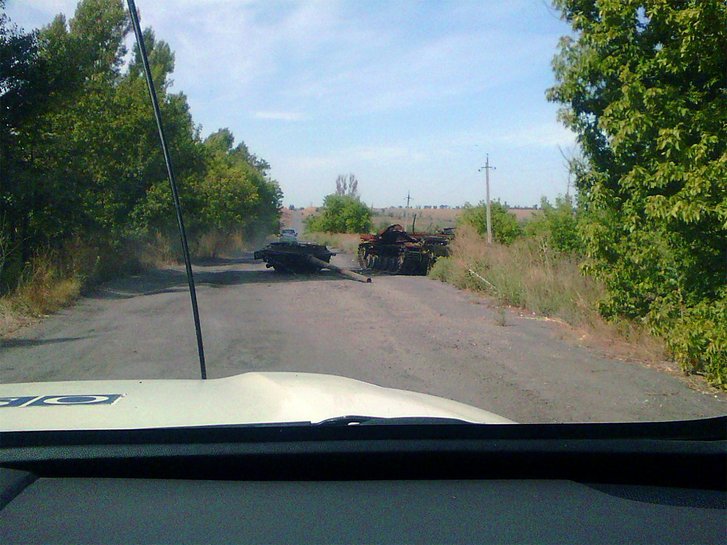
[
  {"xmin": 195, "ymin": 231, "xmax": 225, "ymax": 259},
  {"xmin": 138, "ymin": 230, "xmax": 250, "ymax": 266},
  {"xmin": 194, "ymin": 230, "xmax": 248, "ymax": 259},
  {"xmin": 429, "ymin": 224, "xmax": 667, "ymax": 363},
  {"xmin": 372, "ymin": 207, "xmax": 459, "ymax": 231},
  {"xmin": 0, "ymin": 228, "xmax": 258, "ymax": 338},
  {"xmin": 1, "ymin": 235, "xmax": 179, "ymax": 338},
  {"xmin": 138, "ymin": 233, "xmax": 178, "ymax": 269},
  {"xmin": 0, "ymin": 252, "xmax": 83, "ymax": 336}
]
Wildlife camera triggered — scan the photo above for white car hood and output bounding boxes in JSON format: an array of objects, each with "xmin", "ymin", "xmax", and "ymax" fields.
[{"xmin": 0, "ymin": 372, "xmax": 513, "ymax": 431}]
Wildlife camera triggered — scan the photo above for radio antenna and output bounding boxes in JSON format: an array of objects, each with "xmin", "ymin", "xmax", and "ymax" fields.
[{"xmin": 127, "ymin": 0, "xmax": 207, "ymax": 379}]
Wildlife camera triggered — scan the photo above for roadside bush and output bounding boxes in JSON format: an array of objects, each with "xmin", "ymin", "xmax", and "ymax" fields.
[
  {"xmin": 1, "ymin": 6, "xmax": 281, "ymax": 319},
  {"xmin": 523, "ymin": 196, "xmax": 582, "ymax": 254},
  {"xmin": 649, "ymin": 289, "xmax": 726, "ymax": 386},
  {"xmin": 458, "ymin": 201, "xmax": 522, "ymax": 245},
  {"xmin": 306, "ymin": 194, "xmax": 372, "ymax": 234},
  {"xmin": 428, "ymin": 256, "xmax": 464, "ymax": 285}
]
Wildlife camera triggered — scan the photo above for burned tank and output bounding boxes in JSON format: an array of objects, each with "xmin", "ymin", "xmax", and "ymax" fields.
[
  {"xmin": 254, "ymin": 241, "xmax": 372, "ymax": 282},
  {"xmin": 357, "ymin": 224, "xmax": 450, "ymax": 275},
  {"xmin": 254, "ymin": 241, "xmax": 334, "ymax": 273}
]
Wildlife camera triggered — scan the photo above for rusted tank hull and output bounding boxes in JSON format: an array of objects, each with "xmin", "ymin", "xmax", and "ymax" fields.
[{"xmin": 357, "ymin": 224, "xmax": 450, "ymax": 275}]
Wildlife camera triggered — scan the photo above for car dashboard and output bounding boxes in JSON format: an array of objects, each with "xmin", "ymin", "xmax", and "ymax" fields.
[{"xmin": 1, "ymin": 418, "xmax": 725, "ymax": 544}]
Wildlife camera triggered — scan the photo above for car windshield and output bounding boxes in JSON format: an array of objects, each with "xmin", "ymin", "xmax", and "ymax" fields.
[{"xmin": 1, "ymin": 0, "xmax": 724, "ymax": 430}]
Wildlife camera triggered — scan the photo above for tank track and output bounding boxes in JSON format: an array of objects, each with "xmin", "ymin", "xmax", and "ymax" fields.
[{"xmin": 357, "ymin": 247, "xmax": 431, "ymax": 275}]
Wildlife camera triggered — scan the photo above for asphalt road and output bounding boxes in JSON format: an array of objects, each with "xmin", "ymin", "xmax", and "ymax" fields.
[
  {"xmin": 1, "ymin": 254, "xmax": 724, "ymax": 423},
  {"xmin": 288, "ymin": 208, "xmax": 305, "ymax": 234}
]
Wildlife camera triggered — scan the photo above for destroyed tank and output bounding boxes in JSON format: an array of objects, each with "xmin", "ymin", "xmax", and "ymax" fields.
[
  {"xmin": 254, "ymin": 240, "xmax": 372, "ymax": 282},
  {"xmin": 254, "ymin": 241, "xmax": 334, "ymax": 273},
  {"xmin": 357, "ymin": 224, "xmax": 450, "ymax": 275}
]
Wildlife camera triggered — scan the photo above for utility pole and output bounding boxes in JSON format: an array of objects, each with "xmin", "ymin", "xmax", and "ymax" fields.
[
  {"xmin": 478, "ymin": 154, "xmax": 495, "ymax": 244},
  {"xmin": 405, "ymin": 190, "xmax": 411, "ymax": 219}
]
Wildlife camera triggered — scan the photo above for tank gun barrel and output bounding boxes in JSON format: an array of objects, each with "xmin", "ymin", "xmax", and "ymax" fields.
[{"xmin": 305, "ymin": 255, "xmax": 372, "ymax": 283}]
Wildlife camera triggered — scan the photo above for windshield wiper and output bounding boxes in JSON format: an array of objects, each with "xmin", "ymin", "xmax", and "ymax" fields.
[{"xmin": 315, "ymin": 415, "xmax": 471, "ymax": 426}]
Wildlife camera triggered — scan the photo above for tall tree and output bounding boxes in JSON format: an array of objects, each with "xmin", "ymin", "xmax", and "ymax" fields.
[
  {"xmin": 68, "ymin": 0, "xmax": 128, "ymax": 80},
  {"xmin": 548, "ymin": 0, "xmax": 726, "ymax": 381},
  {"xmin": 335, "ymin": 173, "xmax": 360, "ymax": 199},
  {"xmin": 0, "ymin": 0, "xmax": 282, "ymax": 291}
]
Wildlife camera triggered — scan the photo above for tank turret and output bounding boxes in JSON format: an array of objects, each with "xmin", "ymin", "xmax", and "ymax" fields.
[{"xmin": 357, "ymin": 224, "xmax": 450, "ymax": 275}]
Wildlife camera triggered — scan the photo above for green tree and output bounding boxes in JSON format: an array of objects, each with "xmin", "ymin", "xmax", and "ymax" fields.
[
  {"xmin": 0, "ymin": 0, "xmax": 283, "ymax": 292},
  {"xmin": 458, "ymin": 201, "xmax": 522, "ymax": 245},
  {"xmin": 524, "ymin": 195, "xmax": 582, "ymax": 253},
  {"xmin": 306, "ymin": 194, "xmax": 372, "ymax": 233},
  {"xmin": 0, "ymin": 1, "xmax": 47, "ymax": 278},
  {"xmin": 334, "ymin": 173, "xmax": 359, "ymax": 198},
  {"xmin": 128, "ymin": 27, "xmax": 174, "ymax": 93},
  {"xmin": 548, "ymin": 0, "xmax": 726, "ymax": 382},
  {"xmin": 198, "ymin": 131, "xmax": 262, "ymax": 233}
]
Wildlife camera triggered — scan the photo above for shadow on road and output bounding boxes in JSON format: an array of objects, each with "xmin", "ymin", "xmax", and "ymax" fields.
[
  {"xmin": 91, "ymin": 265, "xmax": 353, "ymax": 300},
  {"xmin": 1, "ymin": 336, "xmax": 93, "ymax": 348}
]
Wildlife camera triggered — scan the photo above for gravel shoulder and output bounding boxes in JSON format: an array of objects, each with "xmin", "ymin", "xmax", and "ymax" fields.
[{"xmin": 1, "ymin": 253, "xmax": 724, "ymax": 423}]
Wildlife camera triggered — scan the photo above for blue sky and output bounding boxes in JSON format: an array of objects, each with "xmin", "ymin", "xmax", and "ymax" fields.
[{"xmin": 7, "ymin": 1, "xmax": 576, "ymax": 208}]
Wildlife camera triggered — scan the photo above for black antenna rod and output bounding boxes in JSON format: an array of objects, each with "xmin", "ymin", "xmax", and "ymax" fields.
[{"xmin": 127, "ymin": 0, "xmax": 207, "ymax": 379}]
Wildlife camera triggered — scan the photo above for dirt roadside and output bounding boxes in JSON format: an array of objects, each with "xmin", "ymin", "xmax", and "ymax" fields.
[{"xmin": 0, "ymin": 253, "xmax": 724, "ymax": 423}]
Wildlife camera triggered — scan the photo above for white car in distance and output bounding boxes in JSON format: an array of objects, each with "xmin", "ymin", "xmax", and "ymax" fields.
[{"xmin": 279, "ymin": 228, "xmax": 298, "ymax": 241}]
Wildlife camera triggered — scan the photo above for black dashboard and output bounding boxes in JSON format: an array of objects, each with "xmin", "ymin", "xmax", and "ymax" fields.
[{"xmin": 1, "ymin": 417, "xmax": 725, "ymax": 544}]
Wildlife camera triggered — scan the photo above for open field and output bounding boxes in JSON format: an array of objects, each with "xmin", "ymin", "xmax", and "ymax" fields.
[{"xmin": 290, "ymin": 206, "xmax": 540, "ymax": 234}]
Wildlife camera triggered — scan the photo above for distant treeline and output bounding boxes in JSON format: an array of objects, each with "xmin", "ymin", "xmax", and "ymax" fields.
[{"xmin": 0, "ymin": 0, "xmax": 282, "ymax": 291}]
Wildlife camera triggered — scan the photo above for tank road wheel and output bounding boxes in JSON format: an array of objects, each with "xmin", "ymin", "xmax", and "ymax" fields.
[
  {"xmin": 386, "ymin": 255, "xmax": 396, "ymax": 272},
  {"xmin": 388, "ymin": 256, "xmax": 399, "ymax": 273},
  {"xmin": 365, "ymin": 254, "xmax": 374, "ymax": 269}
]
